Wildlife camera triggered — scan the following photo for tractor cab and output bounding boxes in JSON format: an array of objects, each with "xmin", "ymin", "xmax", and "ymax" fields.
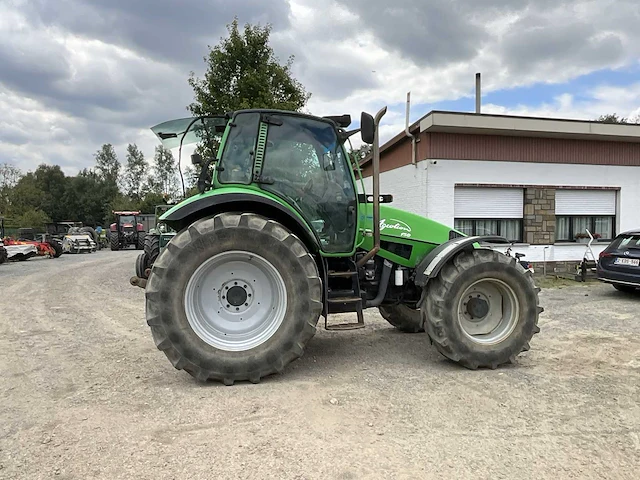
[{"xmin": 152, "ymin": 110, "xmax": 360, "ymax": 253}]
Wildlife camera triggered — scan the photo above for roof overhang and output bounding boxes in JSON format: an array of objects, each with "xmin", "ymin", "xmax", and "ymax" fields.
[{"xmin": 420, "ymin": 111, "xmax": 640, "ymax": 142}]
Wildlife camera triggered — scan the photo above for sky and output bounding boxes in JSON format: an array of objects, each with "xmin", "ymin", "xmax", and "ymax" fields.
[{"xmin": 1, "ymin": 0, "xmax": 640, "ymax": 175}]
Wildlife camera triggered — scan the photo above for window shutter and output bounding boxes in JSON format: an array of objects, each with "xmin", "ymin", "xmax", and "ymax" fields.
[
  {"xmin": 555, "ymin": 190, "xmax": 616, "ymax": 215},
  {"xmin": 454, "ymin": 187, "xmax": 524, "ymax": 219}
]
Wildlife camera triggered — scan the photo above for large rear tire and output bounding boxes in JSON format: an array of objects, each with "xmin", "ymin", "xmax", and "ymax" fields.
[
  {"xmin": 144, "ymin": 234, "xmax": 160, "ymax": 267},
  {"xmin": 136, "ymin": 232, "xmax": 146, "ymax": 250},
  {"xmin": 0, "ymin": 247, "xmax": 7, "ymax": 264},
  {"xmin": 145, "ymin": 212, "xmax": 323, "ymax": 385},
  {"xmin": 420, "ymin": 248, "xmax": 542, "ymax": 369},
  {"xmin": 378, "ymin": 304, "xmax": 424, "ymax": 333}
]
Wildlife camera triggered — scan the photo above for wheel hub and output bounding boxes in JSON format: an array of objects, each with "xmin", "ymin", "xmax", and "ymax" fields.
[
  {"xmin": 219, "ymin": 280, "xmax": 253, "ymax": 313},
  {"xmin": 457, "ymin": 278, "xmax": 520, "ymax": 345},
  {"xmin": 465, "ymin": 296, "xmax": 489, "ymax": 320}
]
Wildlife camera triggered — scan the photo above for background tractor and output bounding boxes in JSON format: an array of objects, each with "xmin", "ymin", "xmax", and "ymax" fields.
[
  {"xmin": 110, "ymin": 211, "xmax": 146, "ymax": 251},
  {"xmin": 132, "ymin": 108, "xmax": 542, "ymax": 385},
  {"xmin": 134, "ymin": 205, "xmax": 177, "ymax": 281}
]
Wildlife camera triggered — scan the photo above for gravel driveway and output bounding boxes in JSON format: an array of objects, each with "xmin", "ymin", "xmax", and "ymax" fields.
[{"xmin": 1, "ymin": 251, "xmax": 638, "ymax": 479}]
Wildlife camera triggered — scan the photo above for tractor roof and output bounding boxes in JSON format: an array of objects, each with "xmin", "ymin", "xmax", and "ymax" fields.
[
  {"xmin": 113, "ymin": 211, "xmax": 140, "ymax": 215},
  {"xmin": 151, "ymin": 109, "xmax": 352, "ymax": 149}
]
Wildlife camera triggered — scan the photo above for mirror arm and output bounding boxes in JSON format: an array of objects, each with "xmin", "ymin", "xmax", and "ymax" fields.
[{"xmin": 357, "ymin": 106, "xmax": 387, "ymax": 268}]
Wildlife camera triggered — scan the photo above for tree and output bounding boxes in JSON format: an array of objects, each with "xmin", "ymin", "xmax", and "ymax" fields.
[
  {"xmin": 151, "ymin": 145, "xmax": 179, "ymax": 200},
  {"xmin": 33, "ymin": 164, "xmax": 67, "ymax": 222},
  {"xmin": 123, "ymin": 143, "xmax": 147, "ymax": 200},
  {"xmin": 596, "ymin": 113, "xmax": 640, "ymax": 124},
  {"xmin": 0, "ymin": 163, "xmax": 22, "ymax": 215},
  {"xmin": 94, "ymin": 143, "xmax": 121, "ymax": 187},
  {"xmin": 188, "ymin": 18, "xmax": 310, "ymax": 117}
]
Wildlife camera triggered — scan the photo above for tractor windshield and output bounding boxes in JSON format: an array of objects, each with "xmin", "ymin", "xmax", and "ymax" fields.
[
  {"xmin": 260, "ymin": 114, "xmax": 357, "ymax": 253},
  {"xmin": 150, "ymin": 116, "xmax": 228, "ymax": 150},
  {"xmin": 119, "ymin": 215, "xmax": 136, "ymax": 226}
]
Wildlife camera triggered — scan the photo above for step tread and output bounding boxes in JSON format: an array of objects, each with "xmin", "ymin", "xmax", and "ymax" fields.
[{"xmin": 327, "ymin": 296, "xmax": 362, "ymax": 303}]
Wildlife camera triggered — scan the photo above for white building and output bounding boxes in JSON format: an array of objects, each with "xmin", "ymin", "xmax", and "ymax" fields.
[{"xmin": 359, "ymin": 111, "xmax": 640, "ymax": 269}]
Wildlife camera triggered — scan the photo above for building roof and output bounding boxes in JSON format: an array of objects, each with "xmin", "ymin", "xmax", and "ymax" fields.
[{"xmin": 359, "ymin": 110, "xmax": 640, "ymax": 168}]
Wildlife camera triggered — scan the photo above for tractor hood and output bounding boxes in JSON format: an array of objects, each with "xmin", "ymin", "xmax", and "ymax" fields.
[{"xmin": 360, "ymin": 203, "xmax": 463, "ymax": 244}]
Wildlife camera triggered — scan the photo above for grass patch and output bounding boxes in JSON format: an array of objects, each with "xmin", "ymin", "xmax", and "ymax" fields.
[{"xmin": 534, "ymin": 275, "xmax": 594, "ymax": 289}]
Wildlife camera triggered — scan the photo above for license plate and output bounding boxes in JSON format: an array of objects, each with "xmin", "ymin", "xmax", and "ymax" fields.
[{"xmin": 614, "ymin": 257, "xmax": 639, "ymax": 266}]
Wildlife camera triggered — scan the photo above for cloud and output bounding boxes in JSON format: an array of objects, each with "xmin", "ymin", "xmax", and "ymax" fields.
[{"xmin": 2, "ymin": 0, "xmax": 640, "ymax": 175}]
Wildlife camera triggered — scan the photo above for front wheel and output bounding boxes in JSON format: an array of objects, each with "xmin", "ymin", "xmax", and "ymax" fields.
[
  {"xmin": 613, "ymin": 284, "xmax": 637, "ymax": 293},
  {"xmin": 420, "ymin": 249, "xmax": 542, "ymax": 369},
  {"xmin": 145, "ymin": 212, "xmax": 323, "ymax": 385}
]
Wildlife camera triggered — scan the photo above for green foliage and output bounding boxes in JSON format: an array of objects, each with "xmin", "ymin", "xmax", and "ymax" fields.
[
  {"xmin": 14, "ymin": 209, "xmax": 50, "ymax": 229},
  {"xmin": 0, "ymin": 163, "xmax": 21, "ymax": 215},
  {"xmin": 123, "ymin": 143, "xmax": 148, "ymax": 200},
  {"xmin": 151, "ymin": 145, "xmax": 180, "ymax": 199},
  {"xmin": 188, "ymin": 18, "xmax": 310, "ymax": 116},
  {"xmin": 596, "ymin": 113, "xmax": 640, "ymax": 124}
]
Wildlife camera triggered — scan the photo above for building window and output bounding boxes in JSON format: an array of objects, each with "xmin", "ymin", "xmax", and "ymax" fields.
[
  {"xmin": 454, "ymin": 219, "xmax": 523, "ymax": 242},
  {"xmin": 556, "ymin": 216, "xmax": 615, "ymax": 242}
]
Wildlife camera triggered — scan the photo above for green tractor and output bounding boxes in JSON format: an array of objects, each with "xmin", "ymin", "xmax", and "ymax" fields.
[
  {"xmin": 134, "ymin": 205, "xmax": 177, "ymax": 281},
  {"xmin": 131, "ymin": 107, "xmax": 542, "ymax": 385}
]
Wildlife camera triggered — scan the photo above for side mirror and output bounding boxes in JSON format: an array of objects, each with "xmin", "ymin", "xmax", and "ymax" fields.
[
  {"xmin": 191, "ymin": 153, "xmax": 203, "ymax": 166},
  {"xmin": 360, "ymin": 112, "xmax": 375, "ymax": 144},
  {"xmin": 322, "ymin": 152, "xmax": 336, "ymax": 171}
]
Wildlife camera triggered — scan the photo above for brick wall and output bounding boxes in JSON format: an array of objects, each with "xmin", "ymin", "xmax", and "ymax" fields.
[{"xmin": 524, "ymin": 188, "xmax": 556, "ymax": 245}]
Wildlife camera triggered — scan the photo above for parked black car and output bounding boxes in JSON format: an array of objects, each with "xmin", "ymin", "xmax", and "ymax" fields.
[{"xmin": 597, "ymin": 229, "xmax": 640, "ymax": 292}]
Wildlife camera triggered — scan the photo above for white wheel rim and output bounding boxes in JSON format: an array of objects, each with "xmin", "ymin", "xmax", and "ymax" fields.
[
  {"xmin": 184, "ymin": 250, "xmax": 288, "ymax": 352},
  {"xmin": 457, "ymin": 278, "xmax": 520, "ymax": 345}
]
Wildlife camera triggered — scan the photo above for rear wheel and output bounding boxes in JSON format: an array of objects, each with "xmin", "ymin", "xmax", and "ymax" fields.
[
  {"xmin": 0, "ymin": 247, "xmax": 7, "ymax": 264},
  {"xmin": 379, "ymin": 304, "xmax": 424, "ymax": 333},
  {"xmin": 420, "ymin": 249, "xmax": 542, "ymax": 369},
  {"xmin": 47, "ymin": 240, "xmax": 63, "ymax": 258},
  {"xmin": 613, "ymin": 284, "xmax": 637, "ymax": 293},
  {"xmin": 145, "ymin": 212, "xmax": 323, "ymax": 385},
  {"xmin": 136, "ymin": 252, "xmax": 148, "ymax": 279},
  {"xmin": 144, "ymin": 234, "xmax": 160, "ymax": 268},
  {"xmin": 110, "ymin": 233, "xmax": 120, "ymax": 251}
]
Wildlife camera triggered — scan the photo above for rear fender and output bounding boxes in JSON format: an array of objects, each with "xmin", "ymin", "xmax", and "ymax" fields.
[
  {"xmin": 413, "ymin": 235, "xmax": 509, "ymax": 287},
  {"xmin": 161, "ymin": 193, "xmax": 320, "ymax": 253}
]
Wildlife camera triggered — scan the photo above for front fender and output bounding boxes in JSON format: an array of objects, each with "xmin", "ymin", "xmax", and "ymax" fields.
[{"xmin": 414, "ymin": 235, "xmax": 509, "ymax": 287}]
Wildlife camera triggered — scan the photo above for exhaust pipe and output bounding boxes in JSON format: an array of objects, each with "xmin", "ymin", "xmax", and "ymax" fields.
[
  {"xmin": 405, "ymin": 92, "xmax": 418, "ymax": 165},
  {"xmin": 475, "ymin": 72, "xmax": 481, "ymax": 114}
]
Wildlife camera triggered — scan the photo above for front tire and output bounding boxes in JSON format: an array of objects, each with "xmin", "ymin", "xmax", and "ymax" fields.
[
  {"xmin": 136, "ymin": 232, "xmax": 146, "ymax": 250},
  {"xmin": 145, "ymin": 212, "xmax": 323, "ymax": 385},
  {"xmin": 420, "ymin": 249, "xmax": 542, "ymax": 369},
  {"xmin": 613, "ymin": 284, "xmax": 637, "ymax": 293},
  {"xmin": 379, "ymin": 304, "xmax": 424, "ymax": 333},
  {"xmin": 110, "ymin": 233, "xmax": 120, "ymax": 251}
]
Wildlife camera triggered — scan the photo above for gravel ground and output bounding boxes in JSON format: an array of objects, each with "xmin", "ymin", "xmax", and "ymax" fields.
[{"xmin": 1, "ymin": 250, "xmax": 639, "ymax": 480}]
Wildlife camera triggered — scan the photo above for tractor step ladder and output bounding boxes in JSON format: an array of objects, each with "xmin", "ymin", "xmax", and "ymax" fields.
[{"xmin": 325, "ymin": 261, "xmax": 365, "ymax": 330}]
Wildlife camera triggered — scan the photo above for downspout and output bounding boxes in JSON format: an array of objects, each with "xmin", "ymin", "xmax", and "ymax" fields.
[{"xmin": 405, "ymin": 92, "xmax": 419, "ymax": 166}]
